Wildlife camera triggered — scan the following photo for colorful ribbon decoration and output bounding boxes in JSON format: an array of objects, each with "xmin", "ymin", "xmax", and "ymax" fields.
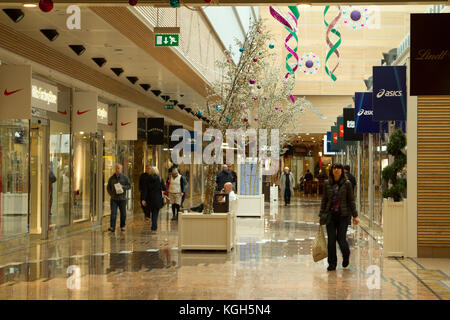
[
  {"xmin": 269, "ymin": 6, "xmax": 300, "ymax": 103},
  {"xmin": 324, "ymin": 5, "xmax": 342, "ymax": 82}
]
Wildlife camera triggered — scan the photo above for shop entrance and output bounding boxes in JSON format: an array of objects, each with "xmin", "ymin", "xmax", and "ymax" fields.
[{"xmin": 30, "ymin": 119, "xmax": 50, "ymax": 239}]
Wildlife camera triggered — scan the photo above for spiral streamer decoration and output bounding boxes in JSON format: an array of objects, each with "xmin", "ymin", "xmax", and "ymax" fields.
[
  {"xmin": 269, "ymin": 6, "xmax": 300, "ymax": 103},
  {"xmin": 324, "ymin": 5, "xmax": 342, "ymax": 82}
]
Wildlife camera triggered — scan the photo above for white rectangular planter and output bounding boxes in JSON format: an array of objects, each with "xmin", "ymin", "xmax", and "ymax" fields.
[
  {"xmin": 236, "ymin": 194, "xmax": 264, "ymax": 217},
  {"xmin": 383, "ymin": 199, "xmax": 408, "ymax": 258},
  {"xmin": 178, "ymin": 210, "xmax": 236, "ymax": 252}
]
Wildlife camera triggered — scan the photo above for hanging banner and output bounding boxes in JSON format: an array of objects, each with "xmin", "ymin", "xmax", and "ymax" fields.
[
  {"xmin": 168, "ymin": 125, "xmax": 183, "ymax": 149},
  {"xmin": 117, "ymin": 107, "xmax": 137, "ymax": 140},
  {"xmin": 372, "ymin": 66, "xmax": 407, "ymax": 121},
  {"xmin": 325, "ymin": 132, "xmax": 337, "ymax": 154},
  {"xmin": 147, "ymin": 118, "xmax": 164, "ymax": 145},
  {"xmin": 31, "ymin": 79, "xmax": 58, "ymax": 113},
  {"xmin": 73, "ymin": 92, "xmax": 97, "ymax": 133},
  {"xmin": 343, "ymin": 108, "xmax": 363, "ymax": 141},
  {"xmin": 355, "ymin": 92, "xmax": 379, "ymax": 134},
  {"xmin": 0, "ymin": 65, "xmax": 31, "ymax": 119},
  {"xmin": 337, "ymin": 116, "xmax": 344, "ymax": 150},
  {"xmin": 331, "ymin": 125, "xmax": 339, "ymax": 150},
  {"xmin": 97, "ymin": 102, "xmax": 109, "ymax": 125},
  {"xmin": 411, "ymin": 13, "xmax": 450, "ymax": 95},
  {"xmin": 137, "ymin": 118, "xmax": 147, "ymax": 139}
]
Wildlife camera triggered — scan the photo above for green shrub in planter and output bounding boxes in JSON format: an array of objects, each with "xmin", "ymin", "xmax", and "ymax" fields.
[{"xmin": 382, "ymin": 129, "xmax": 407, "ymax": 202}]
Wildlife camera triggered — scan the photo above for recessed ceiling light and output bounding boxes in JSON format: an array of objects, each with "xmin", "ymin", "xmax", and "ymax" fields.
[
  {"xmin": 92, "ymin": 57, "xmax": 107, "ymax": 67},
  {"xmin": 40, "ymin": 29, "xmax": 59, "ymax": 41},
  {"xmin": 69, "ymin": 45, "xmax": 86, "ymax": 56},
  {"xmin": 3, "ymin": 9, "xmax": 25, "ymax": 23},
  {"xmin": 126, "ymin": 76, "xmax": 139, "ymax": 84},
  {"xmin": 111, "ymin": 68, "xmax": 124, "ymax": 76},
  {"xmin": 23, "ymin": 4, "xmax": 37, "ymax": 8}
]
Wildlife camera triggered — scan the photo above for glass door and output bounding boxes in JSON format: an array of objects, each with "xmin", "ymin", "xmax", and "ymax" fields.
[{"xmin": 30, "ymin": 120, "xmax": 50, "ymax": 239}]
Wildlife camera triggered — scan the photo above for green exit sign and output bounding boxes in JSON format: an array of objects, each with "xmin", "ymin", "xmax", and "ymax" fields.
[
  {"xmin": 155, "ymin": 34, "xmax": 179, "ymax": 47},
  {"xmin": 165, "ymin": 104, "xmax": 174, "ymax": 110}
]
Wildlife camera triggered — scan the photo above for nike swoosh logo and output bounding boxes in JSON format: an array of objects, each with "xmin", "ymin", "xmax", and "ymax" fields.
[
  {"xmin": 77, "ymin": 110, "xmax": 90, "ymax": 115},
  {"xmin": 121, "ymin": 122, "xmax": 132, "ymax": 126},
  {"xmin": 4, "ymin": 88, "xmax": 23, "ymax": 96},
  {"xmin": 58, "ymin": 110, "xmax": 67, "ymax": 115}
]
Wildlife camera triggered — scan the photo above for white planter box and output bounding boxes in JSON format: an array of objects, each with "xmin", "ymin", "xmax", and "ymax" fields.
[
  {"xmin": 236, "ymin": 194, "xmax": 264, "ymax": 217},
  {"xmin": 383, "ymin": 198, "xmax": 408, "ymax": 257},
  {"xmin": 178, "ymin": 203, "xmax": 237, "ymax": 252}
]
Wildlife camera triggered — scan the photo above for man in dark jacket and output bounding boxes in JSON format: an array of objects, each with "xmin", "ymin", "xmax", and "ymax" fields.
[
  {"xmin": 107, "ymin": 164, "xmax": 131, "ymax": 232},
  {"xmin": 344, "ymin": 165, "xmax": 357, "ymax": 191},
  {"xmin": 139, "ymin": 165, "xmax": 151, "ymax": 222},
  {"xmin": 216, "ymin": 165, "xmax": 233, "ymax": 191},
  {"xmin": 304, "ymin": 170, "xmax": 314, "ymax": 181}
]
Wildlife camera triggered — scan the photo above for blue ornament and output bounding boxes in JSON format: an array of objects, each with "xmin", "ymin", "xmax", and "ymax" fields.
[
  {"xmin": 216, "ymin": 105, "xmax": 222, "ymax": 111},
  {"xmin": 259, "ymin": 51, "xmax": 262, "ymax": 55},
  {"xmin": 198, "ymin": 111, "xmax": 203, "ymax": 116},
  {"xmin": 226, "ymin": 117, "xmax": 231, "ymax": 122},
  {"xmin": 269, "ymin": 44, "xmax": 275, "ymax": 49},
  {"xmin": 239, "ymin": 48, "xmax": 244, "ymax": 52},
  {"xmin": 257, "ymin": 85, "xmax": 261, "ymax": 89}
]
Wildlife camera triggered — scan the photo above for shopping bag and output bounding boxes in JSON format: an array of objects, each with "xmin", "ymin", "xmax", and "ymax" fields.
[
  {"xmin": 312, "ymin": 225, "xmax": 328, "ymax": 262},
  {"xmin": 114, "ymin": 183, "xmax": 124, "ymax": 194}
]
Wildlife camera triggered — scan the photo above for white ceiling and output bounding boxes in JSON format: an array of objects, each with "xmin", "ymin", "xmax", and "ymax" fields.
[{"xmin": 0, "ymin": 4, "xmax": 206, "ymax": 109}]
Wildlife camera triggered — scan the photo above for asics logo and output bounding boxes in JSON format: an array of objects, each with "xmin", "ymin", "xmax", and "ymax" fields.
[
  {"xmin": 376, "ymin": 89, "xmax": 402, "ymax": 98},
  {"xmin": 357, "ymin": 109, "xmax": 373, "ymax": 116}
]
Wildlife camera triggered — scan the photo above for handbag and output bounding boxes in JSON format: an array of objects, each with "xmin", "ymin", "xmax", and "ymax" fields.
[{"xmin": 312, "ymin": 225, "xmax": 328, "ymax": 262}]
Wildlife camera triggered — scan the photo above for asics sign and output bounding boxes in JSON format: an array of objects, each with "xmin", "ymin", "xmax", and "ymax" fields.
[
  {"xmin": 376, "ymin": 89, "xmax": 403, "ymax": 98},
  {"xmin": 372, "ymin": 66, "xmax": 407, "ymax": 121},
  {"xmin": 357, "ymin": 109, "xmax": 373, "ymax": 116}
]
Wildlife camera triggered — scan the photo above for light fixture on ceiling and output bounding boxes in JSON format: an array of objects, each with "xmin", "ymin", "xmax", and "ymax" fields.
[
  {"xmin": 23, "ymin": 4, "xmax": 38, "ymax": 8},
  {"xmin": 298, "ymin": 3, "xmax": 311, "ymax": 8},
  {"xmin": 126, "ymin": 76, "xmax": 138, "ymax": 84},
  {"xmin": 92, "ymin": 57, "xmax": 107, "ymax": 67},
  {"xmin": 111, "ymin": 68, "xmax": 124, "ymax": 76},
  {"xmin": 151, "ymin": 90, "xmax": 161, "ymax": 97},
  {"xmin": 2, "ymin": 9, "xmax": 25, "ymax": 23},
  {"xmin": 177, "ymin": 104, "xmax": 185, "ymax": 110},
  {"xmin": 40, "ymin": 29, "xmax": 59, "ymax": 41},
  {"xmin": 169, "ymin": 100, "xmax": 178, "ymax": 106},
  {"xmin": 69, "ymin": 45, "xmax": 86, "ymax": 56},
  {"xmin": 160, "ymin": 95, "xmax": 170, "ymax": 102},
  {"xmin": 184, "ymin": 108, "xmax": 192, "ymax": 113},
  {"xmin": 139, "ymin": 84, "xmax": 151, "ymax": 91}
]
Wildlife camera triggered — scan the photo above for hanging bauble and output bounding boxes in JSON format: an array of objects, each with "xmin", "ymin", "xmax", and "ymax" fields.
[
  {"xmin": 204, "ymin": 0, "xmax": 212, "ymax": 3},
  {"xmin": 129, "ymin": 0, "xmax": 138, "ymax": 6},
  {"xmin": 299, "ymin": 52, "xmax": 320, "ymax": 75},
  {"xmin": 275, "ymin": 106, "xmax": 279, "ymax": 110},
  {"xmin": 257, "ymin": 29, "xmax": 262, "ymax": 33},
  {"xmin": 269, "ymin": 44, "xmax": 275, "ymax": 49},
  {"xmin": 226, "ymin": 117, "xmax": 231, "ymax": 122},
  {"xmin": 239, "ymin": 48, "xmax": 244, "ymax": 52},
  {"xmin": 257, "ymin": 85, "xmax": 261, "ymax": 89},
  {"xmin": 342, "ymin": 6, "xmax": 370, "ymax": 30},
  {"xmin": 249, "ymin": 79, "xmax": 255, "ymax": 85},
  {"xmin": 243, "ymin": 118, "xmax": 249, "ymax": 122},
  {"xmin": 259, "ymin": 51, "xmax": 263, "ymax": 55},
  {"xmin": 254, "ymin": 117, "xmax": 258, "ymax": 121},
  {"xmin": 253, "ymin": 57, "xmax": 258, "ymax": 62},
  {"xmin": 216, "ymin": 105, "xmax": 222, "ymax": 111},
  {"xmin": 264, "ymin": 97, "xmax": 267, "ymax": 101},
  {"xmin": 39, "ymin": 0, "xmax": 54, "ymax": 12},
  {"xmin": 198, "ymin": 111, "xmax": 203, "ymax": 116},
  {"xmin": 253, "ymin": 97, "xmax": 257, "ymax": 101},
  {"xmin": 169, "ymin": 0, "xmax": 180, "ymax": 8}
]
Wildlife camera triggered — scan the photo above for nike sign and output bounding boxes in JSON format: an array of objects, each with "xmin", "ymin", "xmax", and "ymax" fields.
[
  {"xmin": 77, "ymin": 110, "xmax": 90, "ymax": 115},
  {"xmin": 4, "ymin": 88, "xmax": 23, "ymax": 96},
  {"xmin": 121, "ymin": 122, "xmax": 132, "ymax": 126},
  {"xmin": 58, "ymin": 110, "xmax": 67, "ymax": 115}
]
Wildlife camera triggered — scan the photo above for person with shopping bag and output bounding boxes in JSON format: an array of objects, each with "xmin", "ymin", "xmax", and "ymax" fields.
[{"xmin": 318, "ymin": 163, "xmax": 359, "ymax": 271}]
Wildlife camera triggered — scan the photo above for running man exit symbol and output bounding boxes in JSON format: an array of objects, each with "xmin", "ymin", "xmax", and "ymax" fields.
[{"xmin": 155, "ymin": 34, "xmax": 179, "ymax": 47}]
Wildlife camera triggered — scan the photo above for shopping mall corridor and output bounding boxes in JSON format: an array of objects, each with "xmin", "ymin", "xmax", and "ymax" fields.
[{"xmin": 0, "ymin": 197, "xmax": 448, "ymax": 300}]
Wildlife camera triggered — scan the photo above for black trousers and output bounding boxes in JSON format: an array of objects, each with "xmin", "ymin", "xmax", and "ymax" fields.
[
  {"xmin": 150, "ymin": 207, "xmax": 160, "ymax": 231},
  {"xmin": 284, "ymin": 188, "xmax": 291, "ymax": 204},
  {"xmin": 142, "ymin": 204, "xmax": 151, "ymax": 219},
  {"xmin": 326, "ymin": 214, "xmax": 351, "ymax": 267}
]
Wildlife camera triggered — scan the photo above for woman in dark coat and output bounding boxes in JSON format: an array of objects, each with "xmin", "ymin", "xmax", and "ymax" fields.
[
  {"xmin": 319, "ymin": 163, "xmax": 359, "ymax": 271},
  {"xmin": 141, "ymin": 167, "xmax": 167, "ymax": 233}
]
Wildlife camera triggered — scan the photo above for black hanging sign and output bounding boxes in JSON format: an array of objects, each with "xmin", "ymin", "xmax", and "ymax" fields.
[{"xmin": 147, "ymin": 118, "xmax": 164, "ymax": 145}]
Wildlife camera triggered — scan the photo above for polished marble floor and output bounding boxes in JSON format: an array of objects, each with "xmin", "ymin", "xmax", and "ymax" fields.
[{"xmin": 0, "ymin": 197, "xmax": 448, "ymax": 300}]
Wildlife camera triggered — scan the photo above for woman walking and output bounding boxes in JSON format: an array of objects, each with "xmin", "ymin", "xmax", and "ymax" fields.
[
  {"xmin": 319, "ymin": 163, "xmax": 359, "ymax": 271},
  {"xmin": 141, "ymin": 167, "xmax": 166, "ymax": 233},
  {"xmin": 167, "ymin": 168, "xmax": 186, "ymax": 221}
]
